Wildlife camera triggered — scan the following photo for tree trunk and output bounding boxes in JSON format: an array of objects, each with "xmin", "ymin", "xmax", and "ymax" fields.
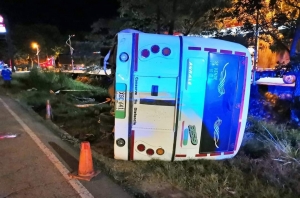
[
  {"xmin": 290, "ymin": 16, "xmax": 300, "ymax": 57},
  {"xmin": 168, "ymin": 0, "xmax": 178, "ymax": 35}
]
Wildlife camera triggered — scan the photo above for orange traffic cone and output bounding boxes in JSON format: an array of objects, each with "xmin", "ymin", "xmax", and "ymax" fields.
[{"xmin": 68, "ymin": 141, "xmax": 100, "ymax": 181}]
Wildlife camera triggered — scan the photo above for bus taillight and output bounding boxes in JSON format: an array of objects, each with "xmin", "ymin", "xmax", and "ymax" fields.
[
  {"xmin": 146, "ymin": 148, "xmax": 154, "ymax": 156},
  {"xmin": 141, "ymin": 49, "xmax": 150, "ymax": 58},
  {"xmin": 137, "ymin": 144, "xmax": 145, "ymax": 152},
  {"xmin": 162, "ymin": 47, "xmax": 171, "ymax": 56},
  {"xmin": 151, "ymin": 45, "xmax": 160, "ymax": 53},
  {"xmin": 156, "ymin": 148, "xmax": 165, "ymax": 155}
]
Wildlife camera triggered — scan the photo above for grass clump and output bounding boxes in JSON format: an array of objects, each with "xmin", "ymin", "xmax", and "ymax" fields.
[
  {"xmin": 4, "ymin": 70, "xmax": 300, "ymax": 198},
  {"xmin": 92, "ymin": 118, "xmax": 300, "ymax": 198},
  {"xmin": 9, "ymin": 69, "xmax": 110, "ymax": 141}
]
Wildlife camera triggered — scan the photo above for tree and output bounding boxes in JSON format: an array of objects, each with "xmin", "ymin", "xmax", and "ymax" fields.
[
  {"xmin": 7, "ymin": 24, "xmax": 64, "ymax": 68},
  {"xmin": 176, "ymin": 0, "xmax": 231, "ymax": 36},
  {"xmin": 89, "ymin": 18, "xmax": 126, "ymax": 46},
  {"xmin": 118, "ymin": 0, "xmax": 230, "ymax": 35},
  {"xmin": 118, "ymin": 0, "xmax": 172, "ymax": 33},
  {"xmin": 233, "ymin": 0, "xmax": 300, "ymax": 124}
]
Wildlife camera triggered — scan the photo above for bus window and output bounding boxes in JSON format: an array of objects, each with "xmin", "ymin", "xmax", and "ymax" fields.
[{"xmin": 107, "ymin": 31, "xmax": 251, "ymax": 161}]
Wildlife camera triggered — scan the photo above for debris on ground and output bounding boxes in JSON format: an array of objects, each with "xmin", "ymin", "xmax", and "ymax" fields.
[
  {"xmin": 0, "ymin": 133, "xmax": 19, "ymax": 139},
  {"xmin": 27, "ymin": 87, "xmax": 37, "ymax": 91}
]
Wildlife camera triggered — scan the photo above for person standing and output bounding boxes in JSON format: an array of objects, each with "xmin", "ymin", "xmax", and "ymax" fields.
[
  {"xmin": 1, "ymin": 66, "xmax": 12, "ymax": 88},
  {"xmin": 27, "ymin": 55, "xmax": 32, "ymax": 70}
]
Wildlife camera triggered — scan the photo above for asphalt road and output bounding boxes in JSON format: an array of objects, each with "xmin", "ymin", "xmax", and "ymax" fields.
[{"xmin": 0, "ymin": 93, "xmax": 133, "ymax": 198}]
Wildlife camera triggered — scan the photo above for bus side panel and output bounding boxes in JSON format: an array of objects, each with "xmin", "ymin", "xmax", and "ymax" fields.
[
  {"xmin": 114, "ymin": 33, "xmax": 133, "ymax": 160},
  {"xmin": 199, "ymin": 53, "xmax": 241, "ymax": 153},
  {"xmin": 227, "ymin": 56, "xmax": 246, "ymax": 152},
  {"xmin": 174, "ymin": 52, "xmax": 208, "ymax": 158},
  {"xmin": 234, "ymin": 56, "xmax": 251, "ymax": 155}
]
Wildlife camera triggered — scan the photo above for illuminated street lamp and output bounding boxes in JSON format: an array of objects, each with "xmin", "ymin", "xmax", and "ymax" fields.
[{"xmin": 32, "ymin": 42, "xmax": 40, "ymax": 67}]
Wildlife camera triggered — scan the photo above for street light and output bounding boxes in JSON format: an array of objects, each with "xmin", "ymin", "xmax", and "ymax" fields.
[
  {"xmin": 32, "ymin": 42, "xmax": 40, "ymax": 68},
  {"xmin": 66, "ymin": 34, "xmax": 75, "ymax": 70}
]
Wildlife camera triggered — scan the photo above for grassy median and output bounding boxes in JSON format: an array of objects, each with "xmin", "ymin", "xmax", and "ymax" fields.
[{"xmin": 2, "ymin": 69, "xmax": 300, "ymax": 198}]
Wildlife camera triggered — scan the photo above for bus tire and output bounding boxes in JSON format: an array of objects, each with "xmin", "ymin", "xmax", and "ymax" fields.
[
  {"xmin": 99, "ymin": 123, "xmax": 114, "ymax": 133},
  {"xmin": 99, "ymin": 112, "xmax": 115, "ymax": 125}
]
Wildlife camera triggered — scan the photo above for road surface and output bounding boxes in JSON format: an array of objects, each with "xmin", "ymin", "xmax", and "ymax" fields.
[{"xmin": 0, "ymin": 93, "xmax": 133, "ymax": 198}]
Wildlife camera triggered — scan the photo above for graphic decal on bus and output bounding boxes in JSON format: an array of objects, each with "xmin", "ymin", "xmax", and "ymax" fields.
[
  {"xmin": 188, "ymin": 125, "xmax": 198, "ymax": 145},
  {"xmin": 181, "ymin": 123, "xmax": 199, "ymax": 146},
  {"xmin": 213, "ymin": 117, "xmax": 222, "ymax": 148},
  {"xmin": 187, "ymin": 61, "xmax": 193, "ymax": 86},
  {"xmin": 200, "ymin": 53, "xmax": 242, "ymax": 153},
  {"xmin": 218, "ymin": 63, "xmax": 229, "ymax": 97}
]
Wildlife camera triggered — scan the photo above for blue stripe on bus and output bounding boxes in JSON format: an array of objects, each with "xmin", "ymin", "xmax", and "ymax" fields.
[{"xmin": 128, "ymin": 33, "xmax": 139, "ymax": 160}]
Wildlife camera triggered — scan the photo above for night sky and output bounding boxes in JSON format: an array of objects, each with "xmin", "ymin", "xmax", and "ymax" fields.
[{"xmin": 0, "ymin": 0, "xmax": 120, "ymax": 33}]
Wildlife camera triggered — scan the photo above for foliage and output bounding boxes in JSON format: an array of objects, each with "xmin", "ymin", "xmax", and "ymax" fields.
[
  {"xmin": 176, "ymin": 0, "xmax": 232, "ymax": 35},
  {"xmin": 70, "ymin": 41, "xmax": 104, "ymax": 66},
  {"xmin": 115, "ymin": 0, "xmax": 231, "ymax": 35},
  {"xmin": 232, "ymin": 0, "xmax": 300, "ymax": 54},
  {"xmin": 93, "ymin": 117, "xmax": 300, "ymax": 198},
  {"xmin": 89, "ymin": 18, "xmax": 126, "ymax": 46},
  {"xmin": 10, "ymin": 24, "xmax": 65, "ymax": 65},
  {"xmin": 6, "ymin": 71, "xmax": 300, "ymax": 197}
]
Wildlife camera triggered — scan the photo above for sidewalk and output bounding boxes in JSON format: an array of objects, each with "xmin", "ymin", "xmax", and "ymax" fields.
[{"xmin": 0, "ymin": 94, "xmax": 133, "ymax": 198}]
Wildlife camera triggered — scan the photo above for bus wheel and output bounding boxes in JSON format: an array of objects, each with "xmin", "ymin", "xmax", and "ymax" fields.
[{"xmin": 99, "ymin": 112, "xmax": 115, "ymax": 125}]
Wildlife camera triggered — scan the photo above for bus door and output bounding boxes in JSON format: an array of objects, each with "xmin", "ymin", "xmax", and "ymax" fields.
[{"xmin": 199, "ymin": 53, "xmax": 247, "ymax": 156}]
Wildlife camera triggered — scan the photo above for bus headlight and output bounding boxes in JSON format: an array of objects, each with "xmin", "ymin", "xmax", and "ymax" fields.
[
  {"xmin": 119, "ymin": 52, "xmax": 129, "ymax": 62},
  {"xmin": 116, "ymin": 138, "xmax": 125, "ymax": 147}
]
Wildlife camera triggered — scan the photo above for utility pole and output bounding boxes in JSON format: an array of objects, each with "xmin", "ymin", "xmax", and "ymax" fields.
[
  {"xmin": 36, "ymin": 45, "xmax": 40, "ymax": 67},
  {"xmin": 252, "ymin": 9, "xmax": 259, "ymax": 86},
  {"xmin": 66, "ymin": 35, "xmax": 75, "ymax": 71}
]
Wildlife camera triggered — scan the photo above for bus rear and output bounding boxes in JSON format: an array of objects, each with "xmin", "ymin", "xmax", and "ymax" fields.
[{"xmin": 113, "ymin": 32, "xmax": 251, "ymax": 161}]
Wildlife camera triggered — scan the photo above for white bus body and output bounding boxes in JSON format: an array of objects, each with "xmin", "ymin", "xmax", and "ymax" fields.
[{"xmin": 113, "ymin": 32, "xmax": 251, "ymax": 161}]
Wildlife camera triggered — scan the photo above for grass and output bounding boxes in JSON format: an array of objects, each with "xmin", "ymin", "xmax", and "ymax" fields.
[{"xmin": 2, "ymin": 70, "xmax": 300, "ymax": 198}]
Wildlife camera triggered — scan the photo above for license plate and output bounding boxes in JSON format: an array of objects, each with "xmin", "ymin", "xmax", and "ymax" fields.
[{"xmin": 115, "ymin": 83, "xmax": 127, "ymax": 119}]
